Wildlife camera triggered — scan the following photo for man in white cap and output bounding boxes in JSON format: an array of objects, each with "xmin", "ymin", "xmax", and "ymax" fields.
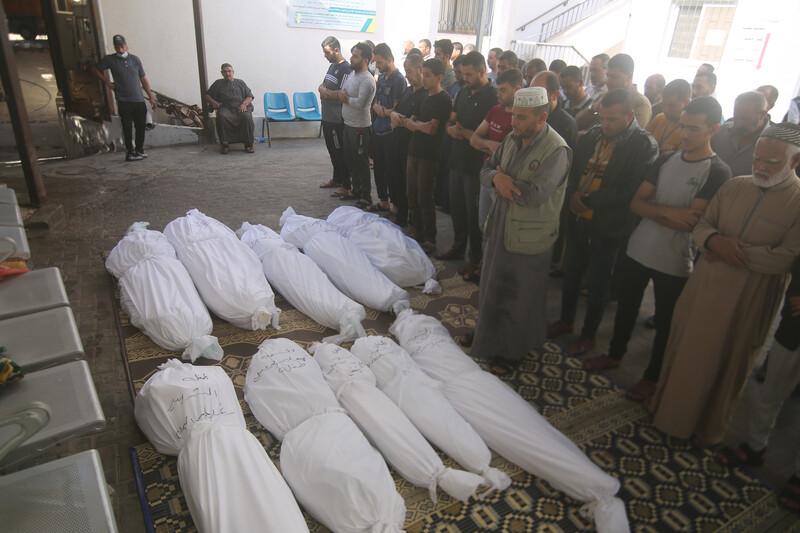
[
  {"xmin": 470, "ymin": 86, "xmax": 572, "ymax": 375},
  {"xmin": 650, "ymin": 122, "xmax": 800, "ymax": 448}
]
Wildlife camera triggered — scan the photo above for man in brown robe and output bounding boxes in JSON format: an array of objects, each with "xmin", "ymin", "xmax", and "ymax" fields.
[
  {"xmin": 650, "ymin": 123, "xmax": 800, "ymax": 446},
  {"xmin": 205, "ymin": 63, "xmax": 255, "ymax": 153}
]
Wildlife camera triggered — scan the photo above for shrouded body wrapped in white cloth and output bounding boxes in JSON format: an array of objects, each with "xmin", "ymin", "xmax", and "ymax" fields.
[
  {"xmin": 390, "ymin": 310, "xmax": 630, "ymax": 533},
  {"xmin": 133, "ymin": 360, "xmax": 308, "ymax": 533},
  {"xmin": 244, "ymin": 338, "xmax": 406, "ymax": 533},
  {"xmin": 238, "ymin": 222, "xmax": 366, "ymax": 344},
  {"xmin": 279, "ymin": 207, "xmax": 410, "ymax": 314},
  {"xmin": 163, "ymin": 209, "xmax": 280, "ymax": 330},
  {"xmin": 312, "ymin": 342, "xmax": 486, "ymax": 503},
  {"xmin": 326, "ymin": 207, "xmax": 441, "ymax": 294},
  {"xmin": 349, "ymin": 336, "xmax": 511, "ymax": 493},
  {"xmin": 105, "ymin": 222, "xmax": 222, "ymax": 362}
]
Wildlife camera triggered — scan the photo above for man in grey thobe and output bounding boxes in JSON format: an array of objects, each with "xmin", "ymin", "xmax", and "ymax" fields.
[
  {"xmin": 471, "ymin": 87, "xmax": 572, "ymax": 375},
  {"xmin": 205, "ymin": 63, "xmax": 255, "ymax": 153}
]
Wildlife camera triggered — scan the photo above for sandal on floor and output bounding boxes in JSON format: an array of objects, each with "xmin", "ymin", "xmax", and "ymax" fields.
[
  {"xmin": 779, "ymin": 475, "xmax": 800, "ymax": 513},
  {"xmin": 320, "ymin": 179, "xmax": 342, "ymax": 189},
  {"xmin": 365, "ymin": 203, "xmax": 391, "ymax": 212},
  {"xmin": 339, "ymin": 191, "xmax": 357, "ymax": 200},
  {"xmin": 690, "ymin": 434, "xmax": 721, "ymax": 450},
  {"xmin": 245, "ymin": 146, "xmax": 255, "ymax": 153},
  {"xmin": 436, "ymin": 249, "xmax": 465, "ymax": 261},
  {"xmin": 583, "ymin": 354, "xmax": 622, "ymax": 372},
  {"xmin": 458, "ymin": 332, "xmax": 474, "ymax": 347},
  {"xmin": 421, "ymin": 241, "xmax": 435, "ymax": 254},
  {"xmin": 625, "ymin": 378, "xmax": 657, "ymax": 402},
  {"xmin": 489, "ymin": 357, "xmax": 518, "ymax": 376},
  {"xmin": 355, "ymin": 199, "xmax": 371, "ymax": 209},
  {"xmin": 462, "ymin": 266, "xmax": 481, "ymax": 284},
  {"xmin": 387, "ymin": 215, "xmax": 407, "ymax": 226},
  {"xmin": 220, "ymin": 144, "xmax": 230, "ymax": 154},
  {"xmin": 459, "ymin": 262, "xmax": 479, "ymax": 276},
  {"xmin": 715, "ymin": 443, "xmax": 766, "ymax": 468}
]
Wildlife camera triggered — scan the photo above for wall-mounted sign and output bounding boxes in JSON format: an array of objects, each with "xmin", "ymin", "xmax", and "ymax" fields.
[{"xmin": 288, "ymin": 1, "xmax": 376, "ymax": 33}]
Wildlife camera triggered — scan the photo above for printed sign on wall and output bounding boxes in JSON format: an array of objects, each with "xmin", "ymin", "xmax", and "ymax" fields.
[{"xmin": 288, "ymin": 0, "xmax": 376, "ymax": 33}]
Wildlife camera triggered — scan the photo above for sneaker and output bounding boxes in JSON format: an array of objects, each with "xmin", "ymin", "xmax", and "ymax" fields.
[
  {"xmin": 135, "ymin": 150, "xmax": 148, "ymax": 158},
  {"xmin": 126, "ymin": 151, "xmax": 143, "ymax": 161}
]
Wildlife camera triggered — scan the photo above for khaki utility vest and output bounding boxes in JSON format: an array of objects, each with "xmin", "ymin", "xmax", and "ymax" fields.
[{"xmin": 490, "ymin": 126, "xmax": 572, "ymax": 255}]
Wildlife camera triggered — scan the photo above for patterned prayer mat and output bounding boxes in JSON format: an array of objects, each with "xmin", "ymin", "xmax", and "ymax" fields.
[{"xmin": 116, "ymin": 262, "xmax": 797, "ymax": 532}]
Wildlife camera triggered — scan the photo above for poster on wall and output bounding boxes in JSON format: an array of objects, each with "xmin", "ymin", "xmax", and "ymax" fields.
[{"xmin": 288, "ymin": 1, "xmax": 376, "ymax": 33}]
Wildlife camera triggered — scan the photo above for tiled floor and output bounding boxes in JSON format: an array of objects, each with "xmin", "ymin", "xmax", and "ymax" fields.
[{"xmin": 1, "ymin": 138, "xmax": 797, "ymax": 531}]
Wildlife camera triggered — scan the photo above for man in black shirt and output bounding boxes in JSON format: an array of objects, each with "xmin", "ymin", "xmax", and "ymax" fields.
[
  {"xmin": 532, "ymin": 70, "xmax": 577, "ymax": 149},
  {"xmin": 389, "ymin": 54, "xmax": 427, "ymax": 227},
  {"xmin": 405, "ymin": 58, "xmax": 453, "ymax": 253},
  {"xmin": 437, "ymin": 51, "xmax": 498, "ymax": 276}
]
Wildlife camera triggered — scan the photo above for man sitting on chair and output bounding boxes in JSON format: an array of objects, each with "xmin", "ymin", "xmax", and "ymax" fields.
[{"xmin": 205, "ymin": 63, "xmax": 255, "ymax": 154}]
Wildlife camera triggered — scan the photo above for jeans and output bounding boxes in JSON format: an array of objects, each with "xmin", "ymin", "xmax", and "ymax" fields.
[
  {"xmin": 343, "ymin": 125, "xmax": 373, "ymax": 200},
  {"xmin": 560, "ymin": 218, "xmax": 622, "ymax": 339},
  {"xmin": 322, "ymin": 120, "xmax": 350, "ymax": 188},
  {"xmin": 448, "ymin": 168, "xmax": 482, "ymax": 264},
  {"xmin": 118, "ymin": 100, "xmax": 147, "ymax": 153},
  {"xmin": 608, "ymin": 253, "xmax": 688, "ymax": 382}
]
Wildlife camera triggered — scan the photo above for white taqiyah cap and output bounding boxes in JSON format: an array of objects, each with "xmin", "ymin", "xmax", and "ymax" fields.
[{"xmin": 514, "ymin": 87, "xmax": 548, "ymax": 108}]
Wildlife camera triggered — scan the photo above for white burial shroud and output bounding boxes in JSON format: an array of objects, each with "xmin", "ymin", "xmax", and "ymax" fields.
[
  {"xmin": 237, "ymin": 222, "xmax": 366, "ymax": 344},
  {"xmin": 390, "ymin": 310, "xmax": 630, "ymax": 533},
  {"xmin": 349, "ymin": 336, "xmax": 511, "ymax": 493},
  {"xmin": 326, "ymin": 207, "xmax": 441, "ymax": 294},
  {"xmin": 163, "ymin": 209, "xmax": 281, "ymax": 330},
  {"xmin": 312, "ymin": 342, "xmax": 485, "ymax": 503},
  {"xmin": 105, "ymin": 222, "xmax": 222, "ymax": 362},
  {"xmin": 244, "ymin": 338, "xmax": 406, "ymax": 533},
  {"xmin": 134, "ymin": 360, "xmax": 308, "ymax": 533},
  {"xmin": 279, "ymin": 207, "xmax": 410, "ymax": 314}
]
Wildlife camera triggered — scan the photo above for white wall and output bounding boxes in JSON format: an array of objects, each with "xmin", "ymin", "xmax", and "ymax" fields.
[
  {"xmin": 546, "ymin": 0, "xmax": 633, "ymax": 65},
  {"xmin": 96, "ymin": 0, "xmax": 800, "ymax": 138},
  {"xmin": 508, "ymin": 0, "xmax": 582, "ymax": 44},
  {"xmin": 97, "ymin": 0, "xmax": 402, "ymax": 137},
  {"xmin": 96, "ymin": 0, "xmax": 198, "ymax": 105},
  {"xmin": 715, "ymin": 0, "xmax": 800, "ymax": 119},
  {"xmin": 543, "ymin": 0, "xmax": 800, "ymax": 117}
]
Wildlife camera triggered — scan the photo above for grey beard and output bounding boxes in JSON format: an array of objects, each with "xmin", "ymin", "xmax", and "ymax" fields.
[{"xmin": 751, "ymin": 166, "xmax": 794, "ymax": 188}]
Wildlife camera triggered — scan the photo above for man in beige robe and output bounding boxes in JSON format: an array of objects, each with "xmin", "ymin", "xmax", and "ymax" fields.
[{"xmin": 650, "ymin": 122, "xmax": 800, "ymax": 446}]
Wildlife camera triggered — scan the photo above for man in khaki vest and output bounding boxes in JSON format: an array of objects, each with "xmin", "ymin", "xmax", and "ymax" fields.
[{"xmin": 471, "ymin": 87, "xmax": 572, "ymax": 375}]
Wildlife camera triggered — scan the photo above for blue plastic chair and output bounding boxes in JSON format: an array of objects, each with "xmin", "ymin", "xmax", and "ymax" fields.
[
  {"xmin": 293, "ymin": 92, "xmax": 323, "ymax": 138},
  {"xmin": 263, "ymin": 92, "xmax": 295, "ymax": 147}
]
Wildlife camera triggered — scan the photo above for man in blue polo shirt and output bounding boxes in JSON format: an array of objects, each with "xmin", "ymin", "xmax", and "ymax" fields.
[{"xmin": 91, "ymin": 34, "xmax": 156, "ymax": 161}]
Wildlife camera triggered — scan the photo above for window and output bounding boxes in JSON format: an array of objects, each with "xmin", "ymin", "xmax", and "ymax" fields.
[
  {"xmin": 667, "ymin": 0, "xmax": 736, "ymax": 61},
  {"xmin": 439, "ymin": 0, "xmax": 494, "ymax": 35}
]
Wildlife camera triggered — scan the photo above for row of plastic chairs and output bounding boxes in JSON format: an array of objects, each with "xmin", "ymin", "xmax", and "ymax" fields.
[
  {"xmin": 262, "ymin": 91, "xmax": 322, "ymax": 147},
  {"xmin": 0, "ymin": 188, "xmax": 117, "ymax": 532}
]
